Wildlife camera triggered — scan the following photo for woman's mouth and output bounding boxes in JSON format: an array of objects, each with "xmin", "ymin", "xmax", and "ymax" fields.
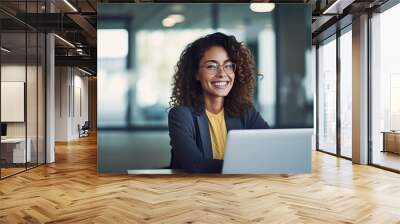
[{"xmin": 211, "ymin": 81, "xmax": 229, "ymax": 89}]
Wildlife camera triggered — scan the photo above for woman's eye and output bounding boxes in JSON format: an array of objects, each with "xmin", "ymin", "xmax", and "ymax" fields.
[
  {"xmin": 206, "ymin": 64, "xmax": 218, "ymax": 70},
  {"xmin": 224, "ymin": 64, "xmax": 233, "ymax": 69}
]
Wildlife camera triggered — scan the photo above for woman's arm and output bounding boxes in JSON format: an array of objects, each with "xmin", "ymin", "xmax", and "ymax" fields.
[{"xmin": 168, "ymin": 106, "xmax": 222, "ymax": 173}]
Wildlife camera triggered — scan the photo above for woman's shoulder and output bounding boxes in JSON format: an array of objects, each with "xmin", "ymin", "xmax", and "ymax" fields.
[
  {"xmin": 241, "ymin": 106, "xmax": 270, "ymax": 129},
  {"xmin": 168, "ymin": 105, "xmax": 197, "ymax": 128},
  {"xmin": 241, "ymin": 106, "xmax": 259, "ymax": 117},
  {"xmin": 168, "ymin": 105, "xmax": 196, "ymax": 119}
]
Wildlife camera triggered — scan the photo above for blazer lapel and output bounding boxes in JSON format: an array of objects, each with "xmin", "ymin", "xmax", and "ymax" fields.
[
  {"xmin": 196, "ymin": 111, "xmax": 213, "ymax": 159},
  {"xmin": 224, "ymin": 111, "xmax": 243, "ymax": 131}
]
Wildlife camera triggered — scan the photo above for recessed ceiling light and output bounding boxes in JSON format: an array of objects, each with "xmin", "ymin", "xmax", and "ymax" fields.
[
  {"xmin": 169, "ymin": 14, "xmax": 185, "ymax": 23},
  {"xmin": 63, "ymin": 0, "xmax": 78, "ymax": 12},
  {"xmin": 162, "ymin": 18, "xmax": 175, "ymax": 27},
  {"xmin": 249, "ymin": 3, "xmax": 275, "ymax": 13},
  {"xmin": 161, "ymin": 14, "xmax": 185, "ymax": 28},
  {"xmin": 1, "ymin": 47, "xmax": 11, "ymax": 53},
  {"xmin": 54, "ymin": 34, "xmax": 75, "ymax": 48},
  {"xmin": 322, "ymin": 0, "xmax": 344, "ymax": 14},
  {"xmin": 78, "ymin": 67, "xmax": 92, "ymax": 76}
]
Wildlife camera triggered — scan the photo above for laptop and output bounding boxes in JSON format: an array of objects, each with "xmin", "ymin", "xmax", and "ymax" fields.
[{"xmin": 222, "ymin": 129, "xmax": 313, "ymax": 174}]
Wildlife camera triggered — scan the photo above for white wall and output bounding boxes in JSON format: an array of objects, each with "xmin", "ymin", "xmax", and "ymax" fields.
[
  {"xmin": 55, "ymin": 66, "xmax": 69, "ymax": 141},
  {"xmin": 1, "ymin": 65, "xmax": 40, "ymax": 138},
  {"xmin": 1, "ymin": 63, "xmax": 46, "ymax": 164},
  {"xmin": 55, "ymin": 67, "xmax": 89, "ymax": 141}
]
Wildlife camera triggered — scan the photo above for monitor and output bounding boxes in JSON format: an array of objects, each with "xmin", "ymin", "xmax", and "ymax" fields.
[{"xmin": 1, "ymin": 123, "xmax": 7, "ymax": 137}]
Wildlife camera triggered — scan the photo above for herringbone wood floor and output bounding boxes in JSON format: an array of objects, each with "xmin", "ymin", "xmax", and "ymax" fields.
[{"xmin": 1, "ymin": 134, "xmax": 400, "ymax": 224}]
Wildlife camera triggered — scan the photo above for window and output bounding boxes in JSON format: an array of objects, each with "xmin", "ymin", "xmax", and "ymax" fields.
[
  {"xmin": 317, "ymin": 36, "xmax": 337, "ymax": 154},
  {"xmin": 371, "ymin": 3, "xmax": 400, "ymax": 171},
  {"xmin": 339, "ymin": 28, "xmax": 352, "ymax": 158}
]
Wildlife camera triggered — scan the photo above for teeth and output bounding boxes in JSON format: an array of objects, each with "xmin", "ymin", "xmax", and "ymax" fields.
[{"xmin": 213, "ymin": 82, "xmax": 228, "ymax": 86}]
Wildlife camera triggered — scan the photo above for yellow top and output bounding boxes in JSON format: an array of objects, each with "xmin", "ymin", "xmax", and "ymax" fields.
[{"xmin": 205, "ymin": 109, "xmax": 227, "ymax": 160}]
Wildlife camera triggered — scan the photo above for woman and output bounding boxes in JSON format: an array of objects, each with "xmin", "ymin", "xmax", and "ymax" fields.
[{"xmin": 168, "ymin": 32, "xmax": 269, "ymax": 173}]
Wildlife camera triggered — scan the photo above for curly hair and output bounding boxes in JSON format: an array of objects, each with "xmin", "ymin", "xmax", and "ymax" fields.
[{"xmin": 169, "ymin": 32, "xmax": 257, "ymax": 117}]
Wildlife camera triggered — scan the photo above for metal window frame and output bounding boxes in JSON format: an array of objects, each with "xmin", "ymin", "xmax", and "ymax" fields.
[{"xmin": 315, "ymin": 21, "xmax": 353, "ymax": 162}]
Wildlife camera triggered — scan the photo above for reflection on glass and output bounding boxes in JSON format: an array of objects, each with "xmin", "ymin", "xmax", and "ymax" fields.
[
  {"xmin": 318, "ymin": 37, "xmax": 337, "ymax": 154},
  {"xmin": 97, "ymin": 29, "xmax": 129, "ymax": 127},
  {"xmin": 371, "ymin": 3, "xmax": 400, "ymax": 171},
  {"xmin": 340, "ymin": 30, "xmax": 352, "ymax": 158}
]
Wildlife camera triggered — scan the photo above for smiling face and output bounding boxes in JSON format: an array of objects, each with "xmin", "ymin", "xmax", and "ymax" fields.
[{"xmin": 196, "ymin": 46, "xmax": 235, "ymax": 101}]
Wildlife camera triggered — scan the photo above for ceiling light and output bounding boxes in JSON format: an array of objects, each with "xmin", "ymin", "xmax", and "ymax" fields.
[
  {"xmin": 1, "ymin": 47, "xmax": 11, "ymax": 53},
  {"xmin": 322, "ymin": 0, "xmax": 345, "ymax": 14},
  {"xmin": 169, "ymin": 14, "xmax": 185, "ymax": 23},
  {"xmin": 54, "ymin": 34, "xmax": 75, "ymax": 48},
  {"xmin": 78, "ymin": 67, "xmax": 92, "ymax": 76},
  {"xmin": 162, "ymin": 14, "xmax": 185, "ymax": 28},
  {"xmin": 63, "ymin": 0, "xmax": 78, "ymax": 12},
  {"xmin": 249, "ymin": 3, "xmax": 275, "ymax": 13},
  {"xmin": 162, "ymin": 17, "xmax": 175, "ymax": 27}
]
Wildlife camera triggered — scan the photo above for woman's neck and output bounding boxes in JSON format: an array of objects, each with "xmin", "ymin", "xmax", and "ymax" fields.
[{"xmin": 204, "ymin": 95, "xmax": 224, "ymax": 114}]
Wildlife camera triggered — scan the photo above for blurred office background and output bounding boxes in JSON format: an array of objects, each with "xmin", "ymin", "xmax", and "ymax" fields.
[{"xmin": 97, "ymin": 3, "xmax": 312, "ymax": 173}]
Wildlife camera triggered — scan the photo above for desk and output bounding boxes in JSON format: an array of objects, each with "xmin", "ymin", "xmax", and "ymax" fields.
[
  {"xmin": 1, "ymin": 138, "xmax": 31, "ymax": 163},
  {"xmin": 381, "ymin": 131, "xmax": 400, "ymax": 154},
  {"xmin": 127, "ymin": 169, "xmax": 186, "ymax": 175}
]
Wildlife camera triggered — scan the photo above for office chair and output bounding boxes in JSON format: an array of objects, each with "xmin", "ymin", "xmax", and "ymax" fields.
[{"xmin": 79, "ymin": 121, "xmax": 90, "ymax": 138}]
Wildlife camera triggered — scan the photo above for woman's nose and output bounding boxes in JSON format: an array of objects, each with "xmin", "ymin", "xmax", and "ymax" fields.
[{"xmin": 216, "ymin": 67, "xmax": 227, "ymax": 77}]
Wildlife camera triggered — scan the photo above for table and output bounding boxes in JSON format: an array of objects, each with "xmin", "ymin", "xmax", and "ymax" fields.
[
  {"xmin": 381, "ymin": 131, "xmax": 400, "ymax": 154},
  {"xmin": 127, "ymin": 169, "xmax": 186, "ymax": 175},
  {"xmin": 1, "ymin": 138, "xmax": 31, "ymax": 163}
]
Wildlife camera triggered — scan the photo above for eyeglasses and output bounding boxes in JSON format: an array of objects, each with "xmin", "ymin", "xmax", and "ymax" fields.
[{"xmin": 200, "ymin": 61, "xmax": 236, "ymax": 75}]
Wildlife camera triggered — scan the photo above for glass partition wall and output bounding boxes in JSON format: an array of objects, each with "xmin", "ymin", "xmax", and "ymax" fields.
[{"xmin": 0, "ymin": 1, "xmax": 46, "ymax": 179}]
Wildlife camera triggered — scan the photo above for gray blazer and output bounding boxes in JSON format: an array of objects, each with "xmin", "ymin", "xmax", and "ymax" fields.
[{"xmin": 168, "ymin": 105, "xmax": 269, "ymax": 173}]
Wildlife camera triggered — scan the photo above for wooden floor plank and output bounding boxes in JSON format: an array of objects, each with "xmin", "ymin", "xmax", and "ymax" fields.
[{"xmin": 0, "ymin": 134, "xmax": 400, "ymax": 223}]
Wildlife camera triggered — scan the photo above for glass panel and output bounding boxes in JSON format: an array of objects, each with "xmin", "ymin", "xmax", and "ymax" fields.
[
  {"xmin": 1, "ymin": 30, "xmax": 28, "ymax": 177},
  {"xmin": 318, "ymin": 37, "xmax": 337, "ymax": 154},
  {"xmin": 26, "ymin": 0, "xmax": 39, "ymax": 169},
  {"xmin": 97, "ymin": 29, "xmax": 129, "ymax": 127},
  {"xmin": 27, "ymin": 30, "xmax": 38, "ymax": 169},
  {"xmin": 38, "ymin": 32, "xmax": 45, "ymax": 165},
  {"xmin": 340, "ymin": 29, "xmax": 352, "ymax": 158},
  {"xmin": 371, "ymin": 4, "xmax": 400, "ymax": 171}
]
